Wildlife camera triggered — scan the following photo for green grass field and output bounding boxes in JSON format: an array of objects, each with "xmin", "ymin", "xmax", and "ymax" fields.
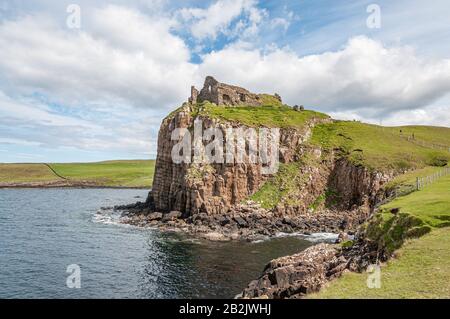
[
  {"xmin": 0, "ymin": 163, "xmax": 62, "ymax": 183},
  {"xmin": 192, "ymin": 101, "xmax": 330, "ymax": 129},
  {"xmin": 384, "ymin": 166, "xmax": 445, "ymax": 195},
  {"xmin": 180, "ymin": 102, "xmax": 450, "ymax": 210},
  {"xmin": 0, "ymin": 160, "xmax": 155, "ymax": 188},
  {"xmin": 387, "ymin": 125, "xmax": 450, "ymax": 147},
  {"xmin": 184, "ymin": 102, "xmax": 449, "ymax": 173},
  {"xmin": 310, "ymin": 173, "xmax": 450, "ymax": 299},
  {"xmin": 310, "ymin": 121, "xmax": 450, "ymax": 171}
]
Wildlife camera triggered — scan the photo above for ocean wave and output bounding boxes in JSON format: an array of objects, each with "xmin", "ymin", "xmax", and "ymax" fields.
[
  {"xmin": 92, "ymin": 208, "xmax": 135, "ymax": 228},
  {"xmin": 301, "ymin": 232, "xmax": 339, "ymax": 243},
  {"xmin": 251, "ymin": 231, "xmax": 339, "ymax": 244}
]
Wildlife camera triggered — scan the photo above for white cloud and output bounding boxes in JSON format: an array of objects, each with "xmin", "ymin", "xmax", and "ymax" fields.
[
  {"xmin": 0, "ymin": 91, "xmax": 98, "ymax": 128},
  {"xmin": 329, "ymin": 103, "xmax": 450, "ymax": 128},
  {"xmin": 380, "ymin": 105, "xmax": 450, "ymax": 127},
  {"xmin": 199, "ymin": 36, "xmax": 450, "ymax": 122},
  {"xmin": 0, "ymin": 90, "xmax": 158, "ymax": 156},
  {"xmin": 270, "ymin": 17, "xmax": 291, "ymax": 31},
  {"xmin": 176, "ymin": 0, "xmax": 267, "ymax": 40},
  {"xmin": 0, "ymin": 6, "xmax": 197, "ymax": 110},
  {"xmin": 269, "ymin": 6, "xmax": 295, "ymax": 32}
]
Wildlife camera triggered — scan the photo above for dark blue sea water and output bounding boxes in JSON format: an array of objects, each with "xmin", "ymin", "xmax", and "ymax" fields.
[{"xmin": 0, "ymin": 188, "xmax": 321, "ymax": 299}]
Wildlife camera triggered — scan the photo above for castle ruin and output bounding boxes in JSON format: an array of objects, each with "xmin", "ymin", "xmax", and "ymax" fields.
[{"xmin": 189, "ymin": 76, "xmax": 264, "ymax": 106}]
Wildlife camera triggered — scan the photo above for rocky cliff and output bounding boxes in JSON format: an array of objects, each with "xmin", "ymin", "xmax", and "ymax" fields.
[
  {"xmin": 119, "ymin": 77, "xmax": 396, "ymax": 241},
  {"xmin": 149, "ymin": 103, "xmax": 329, "ymax": 217},
  {"xmin": 115, "ymin": 77, "xmax": 449, "ymax": 299}
]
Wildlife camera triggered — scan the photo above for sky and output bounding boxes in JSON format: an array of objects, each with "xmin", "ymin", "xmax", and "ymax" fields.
[{"xmin": 0, "ymin": 0, "xmax": 449, "ymax": 163}]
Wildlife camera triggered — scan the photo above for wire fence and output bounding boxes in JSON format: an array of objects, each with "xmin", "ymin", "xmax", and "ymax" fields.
[
  {"xmin": 385, "ymin": 128, "xmax": 450, "ymax": 152},
  {"xmin": 400, "ymin": 135, "xmax": 450, "ymax": 152},
  {"xmin": 416, "ymin": 167, "xmax": 450, "ymax": 190}
]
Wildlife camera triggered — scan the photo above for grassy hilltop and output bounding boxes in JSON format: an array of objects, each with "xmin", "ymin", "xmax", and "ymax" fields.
[
  {"xmin": 193, "ymin": 101, "xmax": 449, "ymax": 171},
  {"xmin": 189, "ymin": 102, "xmax": 450, "ymax": 212},
  {"xmin": 0, "ymin": 160, "xmax": 155, "ymax": 188}
]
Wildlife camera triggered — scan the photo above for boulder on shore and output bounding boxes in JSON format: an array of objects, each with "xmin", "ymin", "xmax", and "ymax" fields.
[{"xmin": 241, "ymin": 243, "xmax": 347, "ymax": 299}]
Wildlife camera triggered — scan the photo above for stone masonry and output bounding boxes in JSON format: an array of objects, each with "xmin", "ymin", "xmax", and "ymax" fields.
[{"xmin": 189, "ymin": 76, "xmax": 263, "ymax": 106}]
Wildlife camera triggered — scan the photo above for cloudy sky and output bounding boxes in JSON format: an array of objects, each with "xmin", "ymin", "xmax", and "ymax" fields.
[{"xmin": 1, "ymin": 0, "xmax": 449, "ymax": 162}]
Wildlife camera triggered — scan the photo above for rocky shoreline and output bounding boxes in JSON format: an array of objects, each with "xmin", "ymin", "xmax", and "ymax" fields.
[
  {"xmin": 115, "ymin": 199, "xmax": 368, "ymax": 242},
  {"xmin": 239, "ymin": 224, "xmax": 386, "ymax": 299},
  {"xmin": 113, "ymin": 199, "xmax": 384, "ymax": 299}
]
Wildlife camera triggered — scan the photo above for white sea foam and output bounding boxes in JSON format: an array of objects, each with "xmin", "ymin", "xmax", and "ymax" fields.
[
  {"xmin": 251, "ymin": 231, "xmax": 339, "ymax": 244},
  {"xmin": 301, "ymin": 232, "xmax": 339, "ymax": 243},
  {"xmin": 92, "ymin": 208, "xmax": 136, "ymax": 228}
]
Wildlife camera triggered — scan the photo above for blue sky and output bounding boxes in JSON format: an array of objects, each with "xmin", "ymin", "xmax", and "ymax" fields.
[{"xmin": 0, "ymin": 0, "xmax": 449, "ymax": 162}]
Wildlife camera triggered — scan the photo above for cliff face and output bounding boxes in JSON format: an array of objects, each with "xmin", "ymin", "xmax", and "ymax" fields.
[
  {"xmin": 150, "ymin": 103, "xmax": 323, "ymax": 216},
  {"xmin": 327, "ymin": 158, "xmax": 393, "ymax": 210},
  {"xmin": 141, "ymin": 77, "xmax": 396, "ymax": 239},
  {"xmin": 148, "ymin": 103, "xmax": 392, "ymax": 221}
]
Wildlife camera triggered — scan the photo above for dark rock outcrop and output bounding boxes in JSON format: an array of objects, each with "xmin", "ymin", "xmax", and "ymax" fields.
[
  {"xmin": 327, "ymin": 158, "xmax": 393, "ymax": 210},
  {"xmin": 148, "ymin": 100, "xmax": 326, "ymax": 217},
  {"xmin": 241, "ymin": 244, "xmax": 345, "ymax": 299},
  {"xmin": 122, "ymin": 77, "xmax": 395, "ymax": 243}
]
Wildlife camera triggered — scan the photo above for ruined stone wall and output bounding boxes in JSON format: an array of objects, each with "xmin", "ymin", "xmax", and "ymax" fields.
[{"xmin": 193, "ymin": 76, "xmax": 263, "ymax": 106}]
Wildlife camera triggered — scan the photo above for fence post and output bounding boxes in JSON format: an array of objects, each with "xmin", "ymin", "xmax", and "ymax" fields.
[{"xmin": 416, "ymin": 177, "xmax": 420, "ymax": 190}]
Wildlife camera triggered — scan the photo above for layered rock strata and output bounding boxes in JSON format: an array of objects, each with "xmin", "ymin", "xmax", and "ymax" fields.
[{"xmin": 149, "ymin": 102, "xmax": 327, "ymax": 217}]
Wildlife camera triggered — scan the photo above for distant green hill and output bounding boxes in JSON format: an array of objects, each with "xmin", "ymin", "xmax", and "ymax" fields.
[
  {"xmin": 0, "ymin": 160, "xmax": 155, "ymax": 188},
  {"xmin": 191, "ymin": 102, "xmax": 449, "ymax": 173},
  {"xmin": 311, "ymin": 121, "xmax": 450, "ymax": 171}
]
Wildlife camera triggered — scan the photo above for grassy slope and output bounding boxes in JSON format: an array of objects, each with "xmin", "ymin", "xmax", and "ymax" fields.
[
  {"xmin": 192, "ymin": 103, "xmax": 449, "ymax": 173},
  {"xmin": 0, "ymin": 163, "xmax": 60, "ymax": 183},
  {"xmin": 313, "ymin": 227, "xmax": 450, "ymax": 299},
  {"xmin": 311, "ymin": 174, "xmax": 450, "ymax": 299},
  {"xmin": 190, "ymin": 103, "xmax": 449, "ymax": 209},
  {"xmin": 382, "ymin": 174, "xmax": 450, "ymax": 228},
  {"xmin": 311, "ymin": 121, "xmax": 450, "ymax": 171},
  {"xmin": 387, "ymin": 125, "xmax": 450, "ymax": 147},
  {"xmin": 0, "ymin": 160, "xmax": 155, "ymax": 188},
  {"xmin": 250, "ymin": 162, "xmax": 304, "ymax": 209},
  {"xmin": 196, "ymin": 101, "xmax": 329, "ymax": 129},
  {"xmin": 384, "ymin": 166, "xmax": 445, "ymax": 195}
]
